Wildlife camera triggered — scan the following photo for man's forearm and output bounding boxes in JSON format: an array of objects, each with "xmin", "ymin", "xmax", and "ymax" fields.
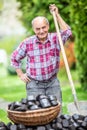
[
  {"xmin": 16, "ymin": 68, "xmax": 30, "ymax": 83},
  {"xmin": 56, "ymin": 13, "xmax": 69, "ymax": 31},
  {"xmin": 16, "ymin": 68, "xmax": 24, "ymax": 77}
]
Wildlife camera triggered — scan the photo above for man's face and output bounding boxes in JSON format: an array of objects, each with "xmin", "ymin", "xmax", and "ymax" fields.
[{"xmin": 33, "ymin": 18, "xmax": 49, "ymax": 41}]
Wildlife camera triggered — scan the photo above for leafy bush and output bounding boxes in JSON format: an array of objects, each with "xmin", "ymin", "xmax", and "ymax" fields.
[
  {"xmin": 7, "ymin": 58, "xmax": 26, "ymax": 75},
  {"xmin": 7, "ymin": 65, "xmax": 17, "ymax": 75},
  {"xmin": 17, "ymin": 0, "xmax": 71, "ymax": 34},
  {"xmin": 69, "ymin": 1, "xmax": 87, "ymax": 90},
  {"xmin": 0, "ymin": 35, "xmax": 26, "ymax": 54}
]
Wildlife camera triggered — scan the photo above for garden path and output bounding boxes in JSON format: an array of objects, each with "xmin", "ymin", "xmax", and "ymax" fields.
[{"xmin": 0, "ymin": 98, "xmax": 10, "ymax": 110}]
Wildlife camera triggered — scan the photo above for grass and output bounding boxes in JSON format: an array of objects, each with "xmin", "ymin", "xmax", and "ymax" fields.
[
  {"xmin": 0, "ymin": 65, "xmax": 87, "ymax": 123},
  {"xmin": 58, "ymin": 67, "xmax": 87, "ymax": 113},
  {"xmin": 0, "ymin": 68, "xmax": 26, "ymax": 101},
  {"xmin": 0, "ymin": 65, "xmax": 26, "ymax": 123}
]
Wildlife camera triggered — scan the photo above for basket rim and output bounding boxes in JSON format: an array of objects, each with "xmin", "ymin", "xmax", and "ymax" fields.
[{"xmin": 7, "ymin": 102, "xmax": 60, "ymax": 114}]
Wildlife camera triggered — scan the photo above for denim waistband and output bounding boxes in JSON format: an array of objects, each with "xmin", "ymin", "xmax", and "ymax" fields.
[{"xmin": 28, "ymin": 74, "xmax": 57, "ymax": 83}]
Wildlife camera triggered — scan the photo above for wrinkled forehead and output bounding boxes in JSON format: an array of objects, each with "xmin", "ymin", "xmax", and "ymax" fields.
[{"xmin": 32, "ymin": 16, "xmax": 49, "ymax": 27}]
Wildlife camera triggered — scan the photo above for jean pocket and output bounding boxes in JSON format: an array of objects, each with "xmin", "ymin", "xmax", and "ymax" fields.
[{"xmin": 26, "ymin": 80, "xmax": 33, "ymax": 89}]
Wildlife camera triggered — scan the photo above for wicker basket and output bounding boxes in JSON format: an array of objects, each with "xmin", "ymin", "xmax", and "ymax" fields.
[{"xmin": 7, "ymin": 103, "xmax": 60, "ymax": 126}]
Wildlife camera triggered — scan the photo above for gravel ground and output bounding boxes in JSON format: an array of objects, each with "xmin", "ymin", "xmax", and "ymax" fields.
[{"xmin": 0, "ymin": 98, "xmax": 10, "ymax": 110}]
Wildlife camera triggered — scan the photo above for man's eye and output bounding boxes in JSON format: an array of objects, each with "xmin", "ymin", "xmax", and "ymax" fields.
[
  {"xmin": 42, "ymin": 26, "xmax": 46, "ymax": 29},
  {"xmin": 36, "ymin": 28, "xmax": 40, "ymax": 31}
]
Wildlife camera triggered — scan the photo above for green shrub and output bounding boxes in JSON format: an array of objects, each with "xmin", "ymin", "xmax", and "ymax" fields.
[
  {"xmin": 0, "ymin": 35, "xmax": 26, "ymax": 54},
  {"xmin": 70, "ymin": 0, "xmax": 87, "ymax": 90},
  {"xmin": 7, "ymin": 58, "xmax": 26, "ymax": 75}
]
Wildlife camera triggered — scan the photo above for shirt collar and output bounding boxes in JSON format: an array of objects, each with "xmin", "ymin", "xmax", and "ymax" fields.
[{"xmin": 34, "ymin": 33, "xmax": 51, "ymax": 44}]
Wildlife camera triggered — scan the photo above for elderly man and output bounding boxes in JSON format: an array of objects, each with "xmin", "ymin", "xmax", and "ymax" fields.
[{"xmin": 11, "ymin": 4, "xmax": 72, "ymax": 112}]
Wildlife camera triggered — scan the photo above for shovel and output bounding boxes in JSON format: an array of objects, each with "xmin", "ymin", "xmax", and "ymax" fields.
[{"xmin": 52, "ymin": 11, "xmax": 87, "ymax": 115}]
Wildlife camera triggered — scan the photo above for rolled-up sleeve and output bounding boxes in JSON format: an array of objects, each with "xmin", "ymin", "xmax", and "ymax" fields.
[
  {"xmin": 60, "ymin": 28, "xmax": 72, "ymax": 44},
  {"xmin": 11, "ymin": 41, "xmax": 26, "ymax": 68}
]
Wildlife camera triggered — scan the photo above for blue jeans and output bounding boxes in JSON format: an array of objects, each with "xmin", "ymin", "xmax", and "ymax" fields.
[{"xmin": 26, "ymin": 77, "xmax": 62, "ymax": 105}]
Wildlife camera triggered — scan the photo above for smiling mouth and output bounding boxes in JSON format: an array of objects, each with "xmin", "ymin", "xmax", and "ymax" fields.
[{"xmin": 40, "ymin": 33, "xmax": 45, "ymax": 35}]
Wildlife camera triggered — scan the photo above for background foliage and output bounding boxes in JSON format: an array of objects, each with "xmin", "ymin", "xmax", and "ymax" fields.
[
  {"xmin": 17, "ymin": 0, "xmax": 87, "ymax": 90},
  {"xmin": 17, "ymin": 0, "xmax": 71, "ymax": 34},
  {"xmin": 69, "ymin": 0, "xmax": 87, "ymax": 90}
]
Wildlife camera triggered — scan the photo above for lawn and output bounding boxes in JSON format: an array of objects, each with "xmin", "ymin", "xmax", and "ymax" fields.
[{"xmin": 0, "ymin": 65, "xmax": 87, "ymax": 123}]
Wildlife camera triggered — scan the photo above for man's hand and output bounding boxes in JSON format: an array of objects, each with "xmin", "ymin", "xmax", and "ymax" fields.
[
  {"xmin": 16, "ymin": 68, "xmax": 31, "ymax": 83},
  {"xmin": 20, "ymin": 73, "xmax": 31, "ymax": 83},
  {"xmin": 49, "ymin": 4, "xmax": 69, "ymax": 31},
  {"xmin": 49, "ymin": 4, "xmax": 59, "ymax": 15}
]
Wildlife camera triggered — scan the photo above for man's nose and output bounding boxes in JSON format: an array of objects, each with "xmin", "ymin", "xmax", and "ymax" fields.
[{"xmin": 40, "ymin": 28, "xmax": 43, "ymax": 33}]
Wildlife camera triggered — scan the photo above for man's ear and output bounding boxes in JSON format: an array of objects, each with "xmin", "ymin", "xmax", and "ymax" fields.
[
  {"xmin": 32, "ymin": 26, "xmax": 36, "ymax": 33},
  {"xmin": 48, "ymin": 24, "xmax": 50, "ymax": 30}
]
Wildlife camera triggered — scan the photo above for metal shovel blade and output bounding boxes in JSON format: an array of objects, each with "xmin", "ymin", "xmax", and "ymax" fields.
[{"xmin": 67, "ymin": 101, "xmax": 87, "ymax": 115}]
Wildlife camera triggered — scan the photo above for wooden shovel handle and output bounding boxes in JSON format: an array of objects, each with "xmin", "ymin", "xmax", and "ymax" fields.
[{"xmin": 52, "ymin": 11, "xmax": 78, "ymax": 103}]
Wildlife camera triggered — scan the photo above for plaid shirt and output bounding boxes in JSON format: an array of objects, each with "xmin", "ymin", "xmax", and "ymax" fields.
[{"xmin": 11, "ymin": 29, "xmax": 72, "ymax": 81}]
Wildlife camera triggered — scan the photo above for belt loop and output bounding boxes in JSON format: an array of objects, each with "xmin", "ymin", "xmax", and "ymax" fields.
[{"xmin": 35, "ymin": 80, "xmax": 39, "ymax": 84}]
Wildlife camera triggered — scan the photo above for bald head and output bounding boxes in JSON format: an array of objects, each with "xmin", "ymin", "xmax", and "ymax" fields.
[{"xmin": 31, "ymin": 16, "xmax": 49, "ymax": 28}]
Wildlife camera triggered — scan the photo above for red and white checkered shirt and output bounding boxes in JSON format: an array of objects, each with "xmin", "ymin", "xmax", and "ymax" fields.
[{"xmin": 11, "ymin": 29, "xmax": 72, "ymax": 81}]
